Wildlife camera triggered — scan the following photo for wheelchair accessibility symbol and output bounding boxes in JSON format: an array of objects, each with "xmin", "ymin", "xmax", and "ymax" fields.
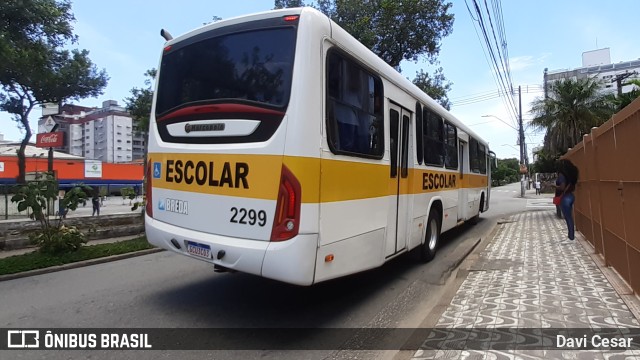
[{"xmin": 153, "ymin": 162, "xmax": 161, "ymax": 179}]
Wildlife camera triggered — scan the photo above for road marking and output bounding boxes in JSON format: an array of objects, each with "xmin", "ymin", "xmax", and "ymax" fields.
[{"xmin": 526, "ymin": 199, "xmax": 556, "ymax": 209}]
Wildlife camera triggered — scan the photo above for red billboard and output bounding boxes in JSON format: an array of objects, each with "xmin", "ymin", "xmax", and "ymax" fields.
[{"xmin": 36, "ymin": 131, "xmax": 64, "ymax": 148}]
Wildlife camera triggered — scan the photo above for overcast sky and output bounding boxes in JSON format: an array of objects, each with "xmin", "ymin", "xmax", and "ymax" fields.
[{"xmin": 2, "ymin": 0, "xmax": 638, "ymax": 160}]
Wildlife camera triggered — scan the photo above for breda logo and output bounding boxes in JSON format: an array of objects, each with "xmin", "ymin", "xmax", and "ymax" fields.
[{"xmin": 158, "ymin": 198, "xmax": 188, "ymax": 215}]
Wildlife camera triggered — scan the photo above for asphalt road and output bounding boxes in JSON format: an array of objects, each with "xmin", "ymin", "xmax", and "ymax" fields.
[{"xmin": 0, "ymin": 182, "xmax": 531, "ymax": 360}]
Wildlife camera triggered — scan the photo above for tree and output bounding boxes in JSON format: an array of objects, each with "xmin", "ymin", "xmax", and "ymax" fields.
[
  {"xmin": 275, "ymin": 0, "xmax": 454, "ymax": 104},
  {"xmin": 124, "ymin": 68, "xmax": 156, "ymax": 172},
  {"xmin": 125, "ymin": 69, "xmax": 156, "ymax": 135},
  {"xmin": 274, "ymin": 0, "xmax": 305, "ymax": 8},
  {"xmin": 315, "ymin": 0, "xmax": 453, "ymax": 69},
  {"xmin": 0, "ymin": 0, "xmax": 108, "ymax": 183},
  {"xmin": 412, "ymin": 68, "xmax": 452, "ymax": 110},
  {"xmin": 491, "ymin": 158, "xmax": 519, "ymax": 187},
  {"xmin": 605, "ymin": 78, "xmax": 640, "ymax": 112},
  {"xmin": 531, "ymin": 149, "xmax": 558, "ymax": 174},
  {"xmin": 529, "ymin": 77, "xmax": 613, "ymax": 156}
]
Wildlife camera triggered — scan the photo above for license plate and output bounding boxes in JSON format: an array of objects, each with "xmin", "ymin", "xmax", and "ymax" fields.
[{"xmin": 186, "ymin": 241, "xmax": 211, "ymax": 259}]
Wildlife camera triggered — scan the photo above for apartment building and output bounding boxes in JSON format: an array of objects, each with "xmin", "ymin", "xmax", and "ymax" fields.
[
  {"xmin": 544, "ymin": 48, "xmax": 640, "ymax": 95},
  {"xmin": 38, "ymin": 100, "xmax": 147, "ymax": 163}
]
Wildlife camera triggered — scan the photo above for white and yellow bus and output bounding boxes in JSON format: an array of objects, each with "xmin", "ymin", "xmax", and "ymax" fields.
[{"xmin": 145, "ymin": 7, "xmax": 493, "ymax": 285}]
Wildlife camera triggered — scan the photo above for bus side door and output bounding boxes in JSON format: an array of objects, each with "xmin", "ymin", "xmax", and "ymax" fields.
[
  {"xmin": 386, "ymin": 103, "xmax": 411, "ymax": 257},
  {"xmin": 458, "ymin": 140, "xmax": 467, "ymax": 221}
]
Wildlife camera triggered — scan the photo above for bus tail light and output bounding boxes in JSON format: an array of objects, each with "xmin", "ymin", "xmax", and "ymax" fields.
[
  {"xmin": 270, "ymin": 165, "xmax": 301, "ymax": 241},
  {"xmin": 145, "ymin": 161, "xmax": 153, "ymax": 218}
]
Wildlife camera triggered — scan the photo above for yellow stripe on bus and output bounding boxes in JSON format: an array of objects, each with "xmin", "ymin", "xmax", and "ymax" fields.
[
  {"xmin": 149, "ymin": 153, "xmax": 488, "ymax": 203},
  {"xmin": 149, "ymin": 153, "xmax": 282, "ymax": 200}
]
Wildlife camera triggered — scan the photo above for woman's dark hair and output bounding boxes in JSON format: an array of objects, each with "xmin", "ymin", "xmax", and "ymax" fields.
[{"xmin": 557, "ymin": 159, "xmax": 579, "ymax": 184}]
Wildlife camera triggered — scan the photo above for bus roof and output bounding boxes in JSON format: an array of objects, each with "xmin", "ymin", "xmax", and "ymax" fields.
[{"xmin": 162, "ymin": 7, "xmax": 489, "ymax": 148}]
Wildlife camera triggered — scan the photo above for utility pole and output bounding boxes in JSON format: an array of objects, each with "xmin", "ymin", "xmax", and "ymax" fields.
[
  {"xmin": 47, "ymin": 123, "xmax": 60, "ymax": 174},
  {"xmin": 518, "ymin": 85, "xmax": 525, "ymax": 198},
  {"xmin": 612, "ymin": 72, "xmax": 636, "ymax": 96}
]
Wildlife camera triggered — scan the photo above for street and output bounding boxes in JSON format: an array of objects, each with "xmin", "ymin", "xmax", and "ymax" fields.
[{"xmin": 0, "ymin": 182, "xmax": 533, "ymax": 360}]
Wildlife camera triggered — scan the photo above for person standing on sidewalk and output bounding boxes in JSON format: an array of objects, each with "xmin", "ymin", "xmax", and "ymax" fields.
[
  {"xmin": 552, "ymin": 173, "xmax": 563, "ymax": 218},
  {"xmin": 535, "ymin": 180, "xmax": 541, "ymax": 195},
  {"xmin": 556, "ymin": 160, "xmax": 579, "ymax": 240},
  {"xmin": 92, "ymin": 190, "xmax": 101, "ymax": 217}
]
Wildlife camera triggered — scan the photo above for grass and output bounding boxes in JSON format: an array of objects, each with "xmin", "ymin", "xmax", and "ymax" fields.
[{"xmin": 0, "ymin": 237, "xmax": 154, "ymax": 276}]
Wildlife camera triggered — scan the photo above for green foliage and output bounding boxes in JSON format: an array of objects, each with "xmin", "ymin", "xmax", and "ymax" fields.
[
  {"xmin": 491, "ymin": 158, "xmax": 520, "ymax": 186},
  {"xmin": 30, "ymin": 225, "xmax": 86, "ymax": 254},
  {"xmin": 278, "ymin": 0, "xmax": 454, "ymax": 113},
  {"xmin": 10, "ymin": 174, "xmax": 93, "ymax": 253},
  {"xmin": 412, "ymin": 67, "xmax": 452, "ymax": 110},
  {"xmin": 0, "ymin": 237, "xmax": 152, "ymax": 275},
  {"xmin": 529, "ymin": 77, "xmax": 613, "ymax": 156},
  {"xmin": 120, "ymin": 187, "xmax": 136, "ymax": 205},
  {"xmin": 314, "ymin": 0, "xmax": 454, "ymax": 69},
  {"xmin": 10, "ymin": 173, "xmax": 58, "ymax": 221},
  {"xmin": 604, "ymin": 79, "xmax": 640, "ymax": 112},
  {"xmin": 124, "ymin": 69, "xmax": 156, "ymax": 135},
  {"xmin": 131, "ymin": 195, "xmax": 146, "ymax": 213},
  {"xmin": 532, "ymin": 149, "xmax": 559, "ymax": 174},
  {"xmin": 0, "ymin": 0, "xmax": 108, "ymax": 183},
  {"xmin": 274, "ymin": 0, "xmax": 304, "ymax": 9}
]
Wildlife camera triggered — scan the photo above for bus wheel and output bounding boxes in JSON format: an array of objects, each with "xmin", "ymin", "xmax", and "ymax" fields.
[
  {"xmin": 421, "ymin": 210, "xmax": 441, "ymax": 262},
  {"xmin": 470, "ymin": 194, "xmax": 484, "ymax": 225}
]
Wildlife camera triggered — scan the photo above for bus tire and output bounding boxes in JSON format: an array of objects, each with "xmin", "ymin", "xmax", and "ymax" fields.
[
  {"xmin": 470, "ymin": 194, "xmax": 484, "ymax": 225},
  {"xmin": 421, "ymin": 209, "xmax": 441, "ymax": 262}
]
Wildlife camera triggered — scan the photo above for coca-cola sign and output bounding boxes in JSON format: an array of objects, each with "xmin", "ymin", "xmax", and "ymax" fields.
[{"xmin": 36, "ymin": 131, "xmax": 64, "ymax": 148}]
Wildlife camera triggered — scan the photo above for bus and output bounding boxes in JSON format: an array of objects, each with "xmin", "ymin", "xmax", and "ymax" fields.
[{"xmin": 145, "ymin": 7, "xmax": 493, "ymax": 286}]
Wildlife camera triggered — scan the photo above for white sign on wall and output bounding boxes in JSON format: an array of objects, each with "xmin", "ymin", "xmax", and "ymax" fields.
[
  {"xmin": 43, "ymin": 116, "xmax": 57, "ymax": 132},
  {"xmin": 84, "ymin": 160, "xmax": 102, "ymax": 178},
  {"xmin": 0, "ymin": 161, "xmax": 4, "ymax": 172}
]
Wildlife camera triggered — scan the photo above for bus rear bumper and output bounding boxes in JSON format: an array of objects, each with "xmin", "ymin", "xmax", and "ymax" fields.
[{"xmin": 145, "ymin": 215, "xmax": 318, "ymax": 286}]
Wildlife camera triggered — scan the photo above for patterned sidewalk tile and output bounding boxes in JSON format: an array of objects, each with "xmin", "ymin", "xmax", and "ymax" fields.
[{"xmin": 412, "ymin": 211, "xmax": 640, "ymax": 360}]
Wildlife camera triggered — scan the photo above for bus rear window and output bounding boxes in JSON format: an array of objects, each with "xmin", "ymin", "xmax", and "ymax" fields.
[{"xmin": 156, "ymin": 27, "xmax": 296, "ymax": 116}]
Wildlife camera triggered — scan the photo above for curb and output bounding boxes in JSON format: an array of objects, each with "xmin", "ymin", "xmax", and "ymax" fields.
[{"xmin": 0, "ymin": 248, "xmax": 165, "ymax": 282}]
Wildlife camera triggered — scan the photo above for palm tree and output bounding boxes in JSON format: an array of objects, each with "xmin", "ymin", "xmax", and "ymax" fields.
[
  {"xmin": 605, "ymin": 78, "xmax": 640, "ymax": 111},
  {"xmin": 529, "ymin": 77, "xmax": 613, "ymax": 156}
]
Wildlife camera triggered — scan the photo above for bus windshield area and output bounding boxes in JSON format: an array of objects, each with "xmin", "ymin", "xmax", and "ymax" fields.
[{"xmin": 156, "ymin": 26, "xmax": 297, "ymax": 116}]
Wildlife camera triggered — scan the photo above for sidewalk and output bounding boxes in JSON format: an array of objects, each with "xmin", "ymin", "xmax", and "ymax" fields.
[
  {"xmin": 0, "ymin": 196, "xmax": 141, "ymax": 223},
  {"xmin": 411, "ymin": 210, "xmax": 640, "ymax": 359}
]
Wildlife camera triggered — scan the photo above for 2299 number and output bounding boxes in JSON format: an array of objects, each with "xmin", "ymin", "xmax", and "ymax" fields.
[{"xmin": 230, "ymin": 207, "xmax": 267, "ymax": 226}]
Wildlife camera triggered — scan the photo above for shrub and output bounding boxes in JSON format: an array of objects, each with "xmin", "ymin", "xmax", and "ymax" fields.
[
  {"xmin": 11, "ymin": 173, "xmax": 92, "ymax": 254},
  {"xmin": 30, "ymin": 225, "xmax": 87, "ymax": 254}
]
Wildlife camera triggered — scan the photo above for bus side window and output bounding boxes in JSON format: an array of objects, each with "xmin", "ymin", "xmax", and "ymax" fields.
[
  {"xmin": 326, "ymin": 49, "xmax": 384, "ymax": 158},
  {"xmin": 423, "ymin": 108, "xmax": 444, "ymax": 167},
  {"xmin": 444, "ymin": 121, "xmax": 458, "ymax": 170}
]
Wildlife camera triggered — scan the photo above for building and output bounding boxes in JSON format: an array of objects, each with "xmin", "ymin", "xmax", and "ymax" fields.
[
  {"xmin": 0, "ymin": 141, "xmax": 143, "ymax": 193},
  {"xmin": 531, "ymin": 146, "xmax": 543, "ymax": 163},
  {"xmin": 0, "ymin": 133, "xmax": 10, "ymax": 145},
  {"xmin": 544, "ymin": 48, "xmax": 640, "ymax": 95},
  {"xmin": 38, "ymin": 100, "xmax": 147, "ymax": 163}
]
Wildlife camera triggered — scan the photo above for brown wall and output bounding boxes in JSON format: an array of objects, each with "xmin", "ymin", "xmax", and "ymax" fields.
[{"xmin": 565, "ymin": 97, "xmax": 640, "ymax": 295}]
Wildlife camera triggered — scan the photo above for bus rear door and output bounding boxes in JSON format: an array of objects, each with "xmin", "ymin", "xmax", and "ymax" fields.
[{"xmin": 386, "ymin": 103, "xmax": 411, "ymax": 257}]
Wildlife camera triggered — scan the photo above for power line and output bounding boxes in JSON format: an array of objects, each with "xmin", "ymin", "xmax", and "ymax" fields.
[
  {"xmin": 451, "ymin": 88, "xmax": 544, "ymax": 107},
  {"xmin": 451, "ymin": 84, "xmax": 543, "ymax": 101},
  {"xmin": 465, "ymin": 0, "xmax": 520, "ymax": 128}
]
